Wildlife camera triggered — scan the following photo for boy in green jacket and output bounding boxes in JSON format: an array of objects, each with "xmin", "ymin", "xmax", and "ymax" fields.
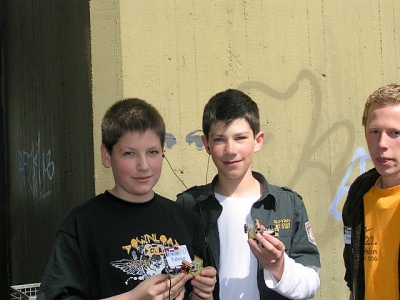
[{"xmin": 177, "ymin": 89, "xmax": 321, "ymax": 299}]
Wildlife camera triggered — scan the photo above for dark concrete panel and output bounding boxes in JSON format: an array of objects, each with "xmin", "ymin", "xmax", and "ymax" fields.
[{"xmin": 4, "ymin": 0, "xmax": 94, "ymax": 285}]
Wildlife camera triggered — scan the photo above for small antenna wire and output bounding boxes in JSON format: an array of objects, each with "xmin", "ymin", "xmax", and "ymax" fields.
[{"xmin": 163, "ymin": 155, "xmax": 188, "ymax": 189}]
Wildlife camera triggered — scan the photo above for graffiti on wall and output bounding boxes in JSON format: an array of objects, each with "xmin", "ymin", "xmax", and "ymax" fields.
[
  {"xmin": 235, "ymin": 70, "xmax": 371, "ymax": 221},
  {"xmin": 328, "ymin": 147, "xmax": 371, "ymax": 220},
  {"xmin": 18, "ymin": 132, "xmax": 55, "ymax": 202},
  {"xmin": 16, "ymin": 71, "xmax": 369, "ymax": 219},
  {"xmin": 165, "ymin": 130, "xmax": 204, "ymax": 151},
  {"xmin": 162, "ymin": 70, "xmax": 371, "ymax": 222}
]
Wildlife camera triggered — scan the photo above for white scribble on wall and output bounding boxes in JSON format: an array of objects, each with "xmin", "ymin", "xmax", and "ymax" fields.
[
  {"xmin": 18, "ymin": 132, "xmax": 55, "ymax": 202},
  {"xmin": 328, "ymin": 147, "xmax": 370, "ymax": 220}
]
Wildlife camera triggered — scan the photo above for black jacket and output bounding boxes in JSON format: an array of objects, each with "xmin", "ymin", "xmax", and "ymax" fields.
[{"xmin": 342, "ymin": 168, "xmax": 400, "ymax": 300}]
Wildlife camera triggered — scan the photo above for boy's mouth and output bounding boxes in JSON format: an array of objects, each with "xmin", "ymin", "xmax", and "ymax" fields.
[
  {"xmin": 134, "ymin": 175, "xmax": 152, "ymax": 182},
  {"xmin": 375, "ymin": 157, "xmax": 392, "ymax": 165},
  {"xmin": 224, "ymin": 160, "xmax": 241, "ymax": 166}
]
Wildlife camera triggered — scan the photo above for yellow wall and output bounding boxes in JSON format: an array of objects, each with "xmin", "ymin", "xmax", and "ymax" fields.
[{"xmin": 90, "ymin": 1, "xmax": 400, "ymax": 299}]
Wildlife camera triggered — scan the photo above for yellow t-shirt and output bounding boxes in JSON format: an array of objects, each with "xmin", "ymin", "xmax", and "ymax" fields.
[{"xmin": 363, "ymin": 179, "xmax": 400, "ymax": 300}]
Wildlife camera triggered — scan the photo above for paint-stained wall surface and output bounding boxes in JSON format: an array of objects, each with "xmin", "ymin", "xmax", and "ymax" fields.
[{"xmin": 3, "ymin": 1, "xmax": 399, "ymax": 300}]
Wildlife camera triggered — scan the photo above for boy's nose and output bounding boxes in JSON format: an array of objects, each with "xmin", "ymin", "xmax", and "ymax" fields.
[
  {"xmin": 136, "ymin": 155, "xmax": 150, "ymax": 170},
  {"xmin": 378, "ymin": 133, "xmax": 389, "ymax": 148},
  {"xmin": 224, "ymin": 141, "xmax": 237, "ymax": 154}
]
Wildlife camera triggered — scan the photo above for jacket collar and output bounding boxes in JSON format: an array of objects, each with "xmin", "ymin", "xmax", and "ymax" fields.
[
  {"xmin": 346, "ymin": 168, "xmax": 379, "ymax": 222},
  {"xmin": 197, "ymin": 171, "xmax": 279, "ymax": 210}
]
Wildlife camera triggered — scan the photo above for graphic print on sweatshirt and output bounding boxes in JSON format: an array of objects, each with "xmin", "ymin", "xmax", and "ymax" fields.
[{"xmin": 110, "ymin": 233, "xmax": 180, "ymax": 285}]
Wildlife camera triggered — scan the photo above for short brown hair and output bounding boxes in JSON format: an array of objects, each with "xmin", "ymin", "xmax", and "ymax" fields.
[
  {"xmin": 101, "ymin": 98, "xmax": 165, "ymax": 153},
  {"xmin": 202, "ymin": 89, "xmax": 260, "ymax": 140}
]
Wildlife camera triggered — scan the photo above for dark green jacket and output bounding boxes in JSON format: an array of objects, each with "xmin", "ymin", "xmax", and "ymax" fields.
[{"xmin": 177, "ymin": 172, "xmax": 321, "ymax": 300}]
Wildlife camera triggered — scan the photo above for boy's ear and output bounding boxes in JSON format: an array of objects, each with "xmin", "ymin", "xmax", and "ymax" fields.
[
  {"xmin": 201, "ymin": 135, "xmax": 210, "ymax": 154},
  {"xmin": 100, "ymin": 144, "xmax": 112, "ymax": 168},
  {"xmin": 254, "ymin": 131, "xmax": 265, "ymax": 153}
]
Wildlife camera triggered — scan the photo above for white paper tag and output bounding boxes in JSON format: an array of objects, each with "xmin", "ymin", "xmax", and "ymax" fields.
[
  {"xmin": 164, "ymin": 245, "xmax": 192, "ymax": 267},
  {"xmin": 344, "ymin": 226, "xmax": 351, "ymax": 244}
]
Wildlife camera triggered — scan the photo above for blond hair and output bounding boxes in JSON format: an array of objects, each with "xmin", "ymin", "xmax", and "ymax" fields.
[{"xmin": 362, "ymin": 84, "xmax": 400, "ymax": 126}]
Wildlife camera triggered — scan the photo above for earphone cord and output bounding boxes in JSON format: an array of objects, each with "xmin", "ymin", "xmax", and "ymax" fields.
[
  {"xmin": 163, "ymin": 154, "xmax": 188, "ymax": 189},
  {"xmin": 205, "ymin": 154, "xmax": 210, "ymax": 184},
  {"xmin": 168, "ymin": 274, "xmax": 172, "ymax": 299}
]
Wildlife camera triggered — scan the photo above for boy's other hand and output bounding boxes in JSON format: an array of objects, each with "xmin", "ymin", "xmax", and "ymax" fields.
[
  {"xmin": 129, "ymin": 273, "xmax": 192, "ymax": 300},
  {"xmin": 248, "ymin": 232, "xmax": 285, "ymax": 280},
  {"xmin": 190, "ymin": 266, "xmax": 217, "ymax": 300}
]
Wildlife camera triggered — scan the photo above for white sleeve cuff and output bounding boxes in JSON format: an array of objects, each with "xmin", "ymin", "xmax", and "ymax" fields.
[{"xmin": 263, "ymin": 253, "xmax": 320, "ymax": 300}]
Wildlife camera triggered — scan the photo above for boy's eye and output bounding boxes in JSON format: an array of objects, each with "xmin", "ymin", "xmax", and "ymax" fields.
[
  {"xmin": 123, "ymin": 151, "xmax": 135, "ymax": 156},
  {"xmin": 213, "ymin": 137, "xmax": 224, "ymax": 142}
]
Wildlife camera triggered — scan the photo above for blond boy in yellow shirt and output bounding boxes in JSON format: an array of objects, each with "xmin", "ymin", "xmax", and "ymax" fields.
[{"xmin": 343, "ymin": 84, "xmax": 400, "ymax": 300}]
